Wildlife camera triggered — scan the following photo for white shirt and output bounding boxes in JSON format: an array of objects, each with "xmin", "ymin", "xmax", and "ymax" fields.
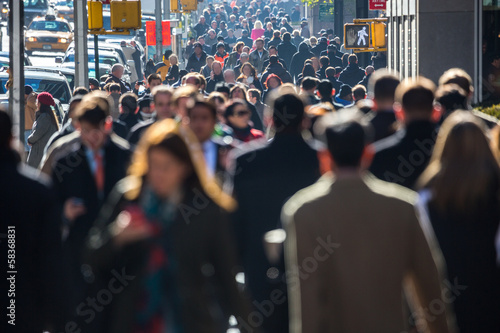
[{"xmin": 202, "ymin": 140, "xmax": 218, "ymax": 177}]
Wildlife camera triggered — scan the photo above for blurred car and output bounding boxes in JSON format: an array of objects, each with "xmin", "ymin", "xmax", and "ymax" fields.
[
  {"xmin": 24, "ymin": 0, "xmax": 50, "ymax": 27},
  {"xmin": 57, "ymin": 49, "xmax": 132, "ymax": 83},
  {"xmin": 66, "ymin": 40, "xmax": 129, "ymax": 67},
  {"xmin": 0, "ymin": 69, "xmax": 71, "ymax": 112},
  {"xmin": 0, "ymin": 51, "xmax": 33, "ymax": 67},
  {"xmin": 25, "ymin": 13, "xmax": 73, "ymax": 55},
  {"xmin": 54, "ymin": 0, "xmax": 73, "ymax": 22},
  {"xmin": 26, "ymin": 66, "xmax": 75, "ymax": 91}
]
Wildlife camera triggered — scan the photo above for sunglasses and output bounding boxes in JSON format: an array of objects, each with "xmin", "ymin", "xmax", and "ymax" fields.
[{"xmin": 234, "ymin": 110, "xmax": 250, "ymax": 117}]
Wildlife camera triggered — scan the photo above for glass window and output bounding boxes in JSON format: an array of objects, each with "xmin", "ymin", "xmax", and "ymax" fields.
[
  {"xmin": 25, "ymin": 78, "xmax": 70, "ymax": 104},
  {"xmin": 29, "ymin": 20, "xmax": 71, "ymax": 32},
  {"xmin": 23, "ymin": 0, "xmax": 48, "ymax": 9}
]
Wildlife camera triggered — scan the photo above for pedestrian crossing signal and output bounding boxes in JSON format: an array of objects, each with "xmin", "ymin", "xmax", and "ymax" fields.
[{"xmin": 344, "ymin": 24, "xmax": 371, "ymax": 49}]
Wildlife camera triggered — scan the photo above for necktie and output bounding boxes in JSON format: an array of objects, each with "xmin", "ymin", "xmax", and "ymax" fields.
[{"xmin": 94, "ymin": 151, "xmax": 104, "ymax": 193}]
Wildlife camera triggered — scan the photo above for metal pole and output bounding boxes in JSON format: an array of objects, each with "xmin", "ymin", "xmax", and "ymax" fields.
[
  {"xmin": 156, "ymin": 0, "xmax": 163, "ymax": 62},
  {"xmin": 8, "ymin": 0, "xmax": 24, "ymax": 143},
  {"xmin": 163, "ymin": 0, "xmax": 170, "ymax": 20},
  {"xmin": 74, "ymin": 0, "xmax": 89, "ymax": 88},
  {"xmin": 94, "ymin": 35, "xmax": 99, "ymax": 81}
]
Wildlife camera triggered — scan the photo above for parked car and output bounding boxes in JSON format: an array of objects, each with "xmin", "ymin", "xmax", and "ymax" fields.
[
  {"xmin": 25, "ymin": 13, "xmax": 73, "ymax": 55},
  {"xmin": 54, "ymin": 0, "xmax": 73, "ymax": 22},
  {"xmin": 26, "ymin": 66, "xmax": 75, "ymax": 91},
  {"xmin": 0, "ymin": 51, "xmax": 33, "ymax": 67},
  {"xmin": 0, "ymin": 69, "xmax": 72, "ymax": 112}
]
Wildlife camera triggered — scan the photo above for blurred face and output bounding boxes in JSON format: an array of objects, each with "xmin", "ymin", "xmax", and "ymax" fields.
[
  {"xmin": 195, "ymin": 46, "xmax": 202, "ymax": 55},
  {"xmin": 78, "ymin": 120, "xmax": 109, "ymax": 151},
  {"xmin": 232, "ymin": 87, "xmax": 245, "ymax": 99},
  {"xmin": 212, "ymin": 21, "xmax": 218, "ymax": 29},
  {"xmin": 268, "ymin": 77, "xmax": 280, "ymax": 89},
  {"xmin": 228, "ymin": 105, "xmax": 251, "ymax": 128},
  {"xmin": 241, "ymin": 55, "xmax": 249, "ymax": 64},
  {"xmin": 200, "ymin": 17, "xmax": 205, "ymax": 24},
  {"xmin": 185, "ymin": 77, "xmax": 200, "ymax": 88},
  {"xmin": 256, "ymin": 40, "xmax": 264, "ymax": 50},
  {"xmin": 242, "ymin": 65, "xmax": 251, "ymax": 76},
  {"xmin": 147, "ymin": 148, "xmax": 189, "ymax": 199},
  {"xmin": 209, "ymin": 31, "xmax": 216, "ymax": 39},
  {"xmin": 269, "ymin": 48, "xmax": 277, "ymax": 56},
  {"xmin": 189, "ymin": 105, "xmax": 216, "ymax": 143},
  {"xmin": 213, "ymin": 63, "xmax": 222, "ymax": 75},
  {"xmin": 153, "ymin": 92, "xmax": 172, "ymax": 120},
  {"xmin": 224, "ymin": 70, "xmax": 235, "ymax": 82},
  {"xmin": 207, "ymin": 58, "xmax": 214, "ymax": 67},
  {"xmin": 149, "ymin": 79, "xmax": 162, "ymax": 89},
  {"xmin": 199, "ymin": 38, "xmax": 205, "ymax": 45},
  {"xmin": 113, "ymin": 67, "xmax": 124, "ymax": 79}
]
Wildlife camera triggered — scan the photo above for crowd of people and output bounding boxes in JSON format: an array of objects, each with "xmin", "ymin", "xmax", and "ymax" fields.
[{"xmin": 1, "ymin": 1, "xmax": 500, "ymax": 333}]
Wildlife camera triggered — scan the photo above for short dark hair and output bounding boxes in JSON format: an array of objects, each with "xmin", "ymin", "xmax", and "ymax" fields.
[
  {"xmin": 301, "ymin": 77, "xmax": 319, "ymax": 91},
  {"xmin": 187, "ymin": 99, "xmax": 217, "ymax": 120},
  {"xmin": 325, "ymin": 67, "xmax": 336, "ymax": 78},
  {"xmin": 147, "ymin": 73, "xmax": 162, "ymax": 85},
  {"xmin": 352, "ymin": 84, "xmax": 367, "ymax": 100},
  {"xmin": 395, "ymin": 77, "xmax": 436, "ymax": 115},
  {"xmin": 348, "ymin": 54, "xmax": 358, "ymax": 64},
  {"xmin": 74, "ymin": 92, "xmax": 110, "ymax": 127},
  {"xmin": 215, "ymin": 82, "xmax": 231, "ymax": 95},
  {"xmin": 318, "ymin": 110, "xmax": 373, "ymax": 167},
  {"xmin": 282, "ymin": 32, "xmax": 291, "ymax": 42},
  {"xmin": 435, "ymin": 84, "xmax": 468, "ymax": 115},
  {"xmin": 317, "ymin": 80, "xmax": 333, "ymax": 98},
  {"xmin": 319, "ymin": 56, "xmax": 330, "ymax": 67},
  {"xmin": 224, "ymin": 99, "xmax": 249, "ymax": 119},
  {"xmin": 119, "ymin": 92, "xmax": 138, "ymax": 114},
  {"xmin": 369, "ymin": 71, "xmax": 400, "ymax": 103},
  {"xmin": 73, "ymin": 86, "xmax": 89, "ymax": 96},
  {"xmin": 247, "ymin": 88, "xmax": 261, "ymax": 101},
  {"xmin": 272, "ymin": 93, "xmax": 304, "ymax": 133},
  {"xmin": 109, "ymin": 83, "xmax": 121, "ymax": 93}
]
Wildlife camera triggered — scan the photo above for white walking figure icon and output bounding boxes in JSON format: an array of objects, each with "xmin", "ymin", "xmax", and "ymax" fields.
[{"xmin": 357, "ymin": 27, "xmax": 368, "ymax": 46}]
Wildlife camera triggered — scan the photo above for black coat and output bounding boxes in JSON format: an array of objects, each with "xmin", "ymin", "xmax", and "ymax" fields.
[
  {"xmin": 289, "ymin": 42, "xmax": 315, "ymax": 81},
  {"xmin": 311, "ymin": 41, "xmax": 327, "ymax": 58},
  {"xmin": 365, "ymin": 109, "xmax": 398, "ymax": 142},
  {"xmin": 51, "ymin": 135, "xmax": 131, "ymax": 328},
  {"xmin": 261, "ymin": 62, "xmax": 293, "ymax": 85},
  {"xmin": 277, "ymin": 41, "xmax": 297, "ymax": 68},
  {"xmin": 206, "ymin": 73, "xmax": 225, "ymax": 93},
  {"xmin": 105, "ymin": 74, "xmax": 130, "ymax": 94},
  {"xmin": 339, "ymin": 63, "xmax": 366, "ymax": 88},
  {"xmin": 369, "ymin": 120, "xmax": 437, "ymax": 189},
  {"xmin": 0, "ymin": 149, "xmax": 63, "ymax": 332},
  {"xmin": 186, "ymin": 51, "xmax": 207, "ymax": 73},
  {"xmin": 228, "ymin": 134, "xmax": 321, "ymax": 333},
  {"xmin": 84, "ymin": 179, "xmax": 251, "ymax": 333}
]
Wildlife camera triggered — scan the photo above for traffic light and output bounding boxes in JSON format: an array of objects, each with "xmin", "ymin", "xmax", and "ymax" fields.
[
  {"xmin": 180, "ymin": 0, "xmax": 197, "ymax": 12},
  {"xmin": 110, "ymin": 0, "xmax": 142, "ymax": 30},
  {"xmin": 344, "ymin": 24, "xmax": 371, "ymax": 49},
  {"xmin": 88, "ymin": 0, "xmax": 103, "ymax": 30},
  {"xmin": 371, "ymin": 22, "xmax": 386, "ymax": 48},
  {"xmin": 171, "ymin": 0, "xmax": 180, "ymax": 13}
]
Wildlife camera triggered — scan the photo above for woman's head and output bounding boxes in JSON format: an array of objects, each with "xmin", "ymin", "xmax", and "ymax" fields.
[
  {"xmin": 230, "ymin": 84, "xmax": 247, "ymax": 100},
  {"xmin": 266, "ymin": 22, "xmax": 273, "ymax": 30},
  {"xmin": 254, "ymin": 20, "xmax": 263, "ymax": 30},
  {"xmin": 234, "ymin": 41, "xmax": 245, "ymax": 53},
  {"xmin": 169, "ymin": 54, "xmax": 178, "ymax": 65},
  {"xmin": 419, "ymin": 111, "xmax": 500, "ymax": 217},
  {"xmin": 241, "ymin": 63, "xmax": 256, "ymax": 78},
  {"xmin": 265, "ymin": 74, "xmax": 282, "ymax": 90},
  {"xmin": 224, "ymin": 99, "xmax": 251, "ymax": 129},
  {"xmin": 272, "ymin": 30, "xmax": 280, "ymax": 40},
  {"xmin": 302, "ymin": 63, "xmax": 316, "ymax": 79}
]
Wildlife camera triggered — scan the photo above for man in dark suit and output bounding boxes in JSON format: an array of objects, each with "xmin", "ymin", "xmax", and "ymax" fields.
[
  {"xmin": 104, "ymin": 64, "xmax": 130, "ymax": 94},
  {"xmin": 187, "ymin": 99, "xmax": 230, "ymax": 185},
  {"xmin": 50, "ymin": 92, "xmax": 131, "ymax": 330},
  {"xmin": 227, "ymin": 94, "xmax": 320, "ymax": 333},
  {"xmin": 0, "ymin": 110, "xmax": 63, "ymax": 333},
  {"xmin": 364, "ymin": 70, "xmax": 401, "ymax": 142},
  {"xmin": 369, "ymin": 77, "xmax": 438, "ymax": 189}
]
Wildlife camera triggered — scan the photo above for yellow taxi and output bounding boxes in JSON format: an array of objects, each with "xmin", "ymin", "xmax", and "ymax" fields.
[{"xmin": 25, "ymin": 14, "xmax": 73, "ymax": 55}]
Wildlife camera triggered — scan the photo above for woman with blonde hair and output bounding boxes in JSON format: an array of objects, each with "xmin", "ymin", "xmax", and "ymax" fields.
[
  {"xmin": 85, "ymin": 119, "xmax": 250, "ymax": 333},
  {"xmin": 251, "ymin": 20, "xmax": 265, "ymax": 40},
  {"xmin": 165, "ymin": 54, "xmax": 179, "ymax": 86},
  {"xmin": 418, "ymin": 111, "xmax": 500, "ymax": 333}
]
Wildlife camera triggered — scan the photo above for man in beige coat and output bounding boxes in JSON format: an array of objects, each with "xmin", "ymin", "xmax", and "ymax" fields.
[{"xmin": 282, "ymin": 110, "xmax": 457, "ymax": 333}]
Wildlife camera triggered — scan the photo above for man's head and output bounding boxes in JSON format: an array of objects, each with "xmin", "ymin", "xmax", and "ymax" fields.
[
  {"xmin": 395, "ymin": 76, "xmax": 436, "ymax": 123},
  {"xmin": 184, "ymin": 73, "xmax": 202, "ymax": 89},
  {"xmin": 240, "ymin": 52, "xmax": 249, "ymax": 63},
  {"xmin": 368, "ymin": 70, "xmax": 400, "ymax": 109},
  {"xmin": 187, "ymin": 99, "xmax": 217, "ymax": 143},
  {"xmin": 317, "ymin": 80, "xmax": 333, "ymax": 99},
  {"xmin": 212, "ymin": 61, "xmax": 223, "ymax": 75},
  {"xmin": 352, "ymin": 84, "xmax": 367, "ymax": 102},
  {"xmin": 119, "ymin": 92, "xmax": 138, "ymax": 115},
  {"xmin": 435, "ymin": 84, "xmax": 468, "ymax": 120},
  {"xmin": 151, "ymin": 86, "xmax": 174, "ymax": 120},
  {"xmin": 194, "ymin": 42, "xmax": 203, "ymax": 56},
  {"xmin": 255, "ymin": 38, "xmax": 264, "ymax": 51},
  {"xmin": 138, "ymin": 95, "xmax": 153, "ymax": 114},
  {"xmin": 208, "ymin": 29, "xmax": 216, "ymax": 39},
  {"xmin": 338, "ymin": 84, "xmax": 353, "ymax": 102},
  {"xmin": 268, "ymin": 45, "xmax": 278, "ymax": 57},
  {"xmin": 89, "ymin": 78, "xmax": 100, "ymax": 91},
  {"xmin": 301, "ymin": 77, "xmax": 319, "ymax": 93},
  {"xmin": 365, "ymin": 65, "xmax": 375, "ymax": 76},
  {"xmin": 235, "ymin": 41, "xmax": 245, "ymax": 53},
  {"xmin": 348, "ymin": 54, "xmax": 358, "ymax": 65},
  {"xmin": 200, "ymin": 16, "xmax": 206, "ymax": 24},
  {"xmin": 247, "ymin": 88, "xmax": 261, "ymax": 105},
  {"xmin": 111, "ymin": 64, "xmax": 125, "ymax": 79},
  {"xmin": 316, "ymin": 109, "xmax": 374, "ymax": 170},
  {"xmin": 271, "ymin": 93, "xmax": 304, "ymax": 134},
  {"xmin": 438, "ymin": 68, "xmax": 474, "ymax": 102},
  {"xmin": 325, "ymin": 67, "xmax": 336, "ymax": 79},
  {"xmin": 224, "ymin": 69, "xmax": 236, "ymax": 83},
  {"xmin": 109, "ymin": 83, "xmax": 121, "ymax": 95},
  {"xmin": 216, "ymin": 43, "xmax": 225, "ymax": 54},
  {"xmin": 147, "ymin": 73, "xmax": 162, "ymax": 89},
  {"xmin": 320, "ymin": 56, "xmax": 330, "ymax": 69},
  {"xmin": 283, "ymin": 32, "xmax": 291, "ymax": 42},
  {"xmin": 73, "ymin": 92, "xmax": 112, "ymax": 151}
]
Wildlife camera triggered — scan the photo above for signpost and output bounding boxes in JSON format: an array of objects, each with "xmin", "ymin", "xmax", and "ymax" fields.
[
  {"xmin": 343, "ymin": 18, "xmax": 387, "ymax": 53},
  {"xmin": 8, "ymin": 0, "xmax": 24, "ymax": 143},
  {"xmin": 344, "ymin": 24, "xmax": 370, "ymax": 49}
]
